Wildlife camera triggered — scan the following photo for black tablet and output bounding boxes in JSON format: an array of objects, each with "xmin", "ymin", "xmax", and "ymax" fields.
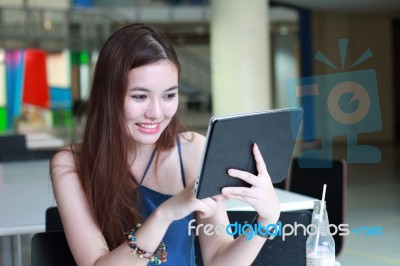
[{"xmin": 194, "ymin": 107, "xmax": 303, "ymax": 199}]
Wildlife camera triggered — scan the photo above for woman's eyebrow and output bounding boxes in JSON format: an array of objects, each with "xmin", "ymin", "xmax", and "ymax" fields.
[
  {"xmin": 165, "ymin": 86, "xmax": 179, "ymax": 92},
  {"xmin": 129, "ymin": 87, "xmax": 150, "ymax": 92},
  {"xmin": 129, "ymin": 86, "xmax": 178, "ymax": 92}
]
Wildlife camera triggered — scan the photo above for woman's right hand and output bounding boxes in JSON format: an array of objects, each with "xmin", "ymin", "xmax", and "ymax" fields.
[{"xmin": 159, "ymin": 181, "xmax": 222, "ymax": 222}]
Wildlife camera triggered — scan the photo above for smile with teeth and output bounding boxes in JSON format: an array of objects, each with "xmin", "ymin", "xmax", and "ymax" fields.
[{"xmin": 136, "ymin": 123, "xmax": 160, "ymax": 129}]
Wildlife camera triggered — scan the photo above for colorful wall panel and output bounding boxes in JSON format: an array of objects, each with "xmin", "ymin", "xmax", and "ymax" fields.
[
  {"xmin": 5, "ymin": 50, "xmax": 24, "ymax": 128},
  {"xmin": 0, "ymin": 49, "xmax": 6, "ymax": 131},
  {"xmin": 22, "ymin": 49, "xmax": 49, "ymax": 109}
]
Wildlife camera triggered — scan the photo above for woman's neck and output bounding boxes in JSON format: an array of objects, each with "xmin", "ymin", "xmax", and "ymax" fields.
[{"xmin": 129, "ymin": 143, "xmax": 157, "ymax": 163}]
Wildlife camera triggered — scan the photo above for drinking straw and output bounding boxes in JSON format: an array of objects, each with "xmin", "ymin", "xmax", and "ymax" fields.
[{"xmin": 314, "ymin": 184, "xmax": 327, "ymax": 254}]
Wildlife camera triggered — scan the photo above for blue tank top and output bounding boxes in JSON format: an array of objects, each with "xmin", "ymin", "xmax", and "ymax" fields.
[{"xmin": 138, "ymin": 138, "xmax": 195, "ymax": 266}]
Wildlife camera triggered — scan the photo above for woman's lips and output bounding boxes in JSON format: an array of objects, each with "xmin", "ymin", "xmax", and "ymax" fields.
[{"xmin": 136, "ymin": 123, "xmax": 161, "ymax": 134}]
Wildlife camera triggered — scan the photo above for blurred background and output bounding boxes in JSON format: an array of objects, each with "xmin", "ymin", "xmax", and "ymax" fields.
[{"xmin": 0, "ymin": 0, "xmax": 399, "ymax": 265}]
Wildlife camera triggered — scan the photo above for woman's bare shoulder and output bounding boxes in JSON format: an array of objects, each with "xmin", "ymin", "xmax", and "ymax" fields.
[
  {"xmin": 179, "ymin": 132, "xmax": 205, "ymax": 181},
  {"xmin": 180, "ymin": 131, "xmax": 205, "ymax": 153},
  {"xmin": 50, "ymin": 144, "xmax": 81, "ymax": 179}
]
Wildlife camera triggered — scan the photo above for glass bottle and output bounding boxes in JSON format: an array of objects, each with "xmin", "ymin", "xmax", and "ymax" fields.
[{"xmin": 306, "ymin": 201, "xmax": 335, "ymax": 266}]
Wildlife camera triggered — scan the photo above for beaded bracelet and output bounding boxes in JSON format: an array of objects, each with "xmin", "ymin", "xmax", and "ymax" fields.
[{"xmin": 125, "ymin": 223, "xmax": 167, "ymax": 265}]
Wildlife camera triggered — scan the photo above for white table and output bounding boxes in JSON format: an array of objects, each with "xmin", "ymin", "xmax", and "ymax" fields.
[
  {"xmin": 0, "ymin": 159, "xmax": 316, "ymax": 266},
  {"xmin": 0, "ymin": 160, "xmax": 55, "ymax": 236},
  {"xmin": 225, "ymin": 189, "xmax": 316, "ymax": 212},
  {"xmin": 0, "ymin": 160, "xmax": 55, "ymax": 266}
]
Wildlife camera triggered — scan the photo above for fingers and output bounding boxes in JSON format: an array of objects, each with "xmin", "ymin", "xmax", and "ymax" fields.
[
  {"xmin": 216, "ymin": 144, "xmax": 279, "ymax": 223},
  {"xmin": 228, "ymin": 169, "xmax": 258, "ymax": 186},
  {"xmin": 212, "ymin": 194, "xmax": 227, "ymax": 202},
  {"xmin": 201, "ymin": 197, "xmax": 218, "ymax": 208},
  {"xmin": 227, "ymin": 143, "xmax": 270, "ymax": 187},
  {"xmin": 196, "ymin": 197, "xmax": 219, "ymax": 219},
  {"xmin": 221, "ymin": 186, "xmax": 259, "ymax": 199},
  {"xmin": 253, "ymin": 143, "xmax": 268, "ymax": 176}
]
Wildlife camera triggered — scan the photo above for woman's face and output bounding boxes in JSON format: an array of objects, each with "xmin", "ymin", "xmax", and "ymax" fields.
[{"xmin": 124, "ymin": 60, "xmax": 179, "ymax": 146}]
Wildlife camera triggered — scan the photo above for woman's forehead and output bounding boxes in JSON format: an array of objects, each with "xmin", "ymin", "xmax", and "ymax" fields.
[{"xmin": 127, "ymin": 61, "xmax": 179, "ymax": 89}]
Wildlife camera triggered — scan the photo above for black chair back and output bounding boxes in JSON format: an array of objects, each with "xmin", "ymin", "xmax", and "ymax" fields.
[
  {"xmin": 31, "ymin": 231, "xmax": 76, "ymax": 266},
  {"xmin": 32, "ymin": 207, "xmax": 75, "ymax": 265},
  {"xmin": 231, "ymin": 211, "xmax": 311, "ymax": 266},
  {"xmin": 0, "ymin": 135, "xmax": 26, "ymax": 162},
  {"xmin": 288, "ymin": 158, "xmax": 347, "ymax": 256},
  {"xmin": 195, "ymin": 210, "xmax": 311, "ymax": 266},
  {"xmin": 46, "ymin": 206, "xmax": 64, "ymax": 232}
]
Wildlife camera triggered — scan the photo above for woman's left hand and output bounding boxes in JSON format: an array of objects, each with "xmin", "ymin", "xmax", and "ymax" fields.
[{"xmin": 221, "ymin": 144, "xmax": 281, "ymax": 225}]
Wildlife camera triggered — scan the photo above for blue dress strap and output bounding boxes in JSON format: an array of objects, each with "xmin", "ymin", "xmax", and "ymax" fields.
[
  {"xmin": 139, "ymin": 147, "xmax": 157, "ymax": 185},
  {"xmin": 140, "ymin": 138, "xmax": 186, "ymax": 187}
]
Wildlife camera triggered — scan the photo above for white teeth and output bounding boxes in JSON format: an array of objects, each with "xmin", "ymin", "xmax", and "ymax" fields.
[{"xmin": 137, "ymin": 123, "xmax": 158, "ymax": 129}]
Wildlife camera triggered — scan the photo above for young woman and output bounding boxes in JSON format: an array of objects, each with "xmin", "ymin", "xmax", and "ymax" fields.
[{"xmin": 50, "ymin": 23, "xmax": 280, "ymax": 266}]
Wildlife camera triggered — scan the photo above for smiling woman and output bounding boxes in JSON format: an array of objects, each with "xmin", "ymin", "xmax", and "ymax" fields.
[
  {"xmin": 124, "ymin": 61, "xmax": 179, "ymax": 145},
  {"xmin": 50, "ymin": 23, "xmax": 281, "ymax": 266}
]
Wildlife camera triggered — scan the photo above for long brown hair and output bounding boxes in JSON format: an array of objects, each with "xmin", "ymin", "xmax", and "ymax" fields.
[{"xmin": 79, "ymin": 24, "xmax": 183, "ymax": 250}]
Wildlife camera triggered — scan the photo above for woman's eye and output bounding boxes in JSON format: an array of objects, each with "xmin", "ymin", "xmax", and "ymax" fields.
[
  {"xmin": 164, "ymin": 93, "xmax": 177, "ymax": 100},
  {"xmin": 131, "ymin": 95, "xmax": 147, "ymax": 100}
]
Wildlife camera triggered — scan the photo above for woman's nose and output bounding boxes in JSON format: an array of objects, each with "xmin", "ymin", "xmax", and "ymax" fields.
[{"xmin": 145, "ymin": 99, "xmax": 162, "ymax": 119}]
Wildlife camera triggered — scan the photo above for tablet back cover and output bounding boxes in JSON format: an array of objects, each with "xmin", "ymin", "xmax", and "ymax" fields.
[{"xmin": 195, "ymin": 108, "xmax": 303, "ymax": 199}]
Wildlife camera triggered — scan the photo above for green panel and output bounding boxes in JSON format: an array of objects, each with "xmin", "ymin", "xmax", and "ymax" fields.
[
  {"xmin": 64, "ymin": 110, "xmax": 73, "ymax": 127},
  {"xmin": 52, "ymin": 109, "xmax": 72, "ymax": 128},
  {"xmin": 80, "ymin": 52, "xmax": 89, "ymax": 64},
  {"xmin": 70, "ymin": 52, "xmax": 81, "ymax": 65},
  {"xmin": 71, "ymin": 51, "xmax": 89, "ymax": 65},
  {"xmin": 0, "ymin": 107, "xmax": 7, "ymax": 131}
]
